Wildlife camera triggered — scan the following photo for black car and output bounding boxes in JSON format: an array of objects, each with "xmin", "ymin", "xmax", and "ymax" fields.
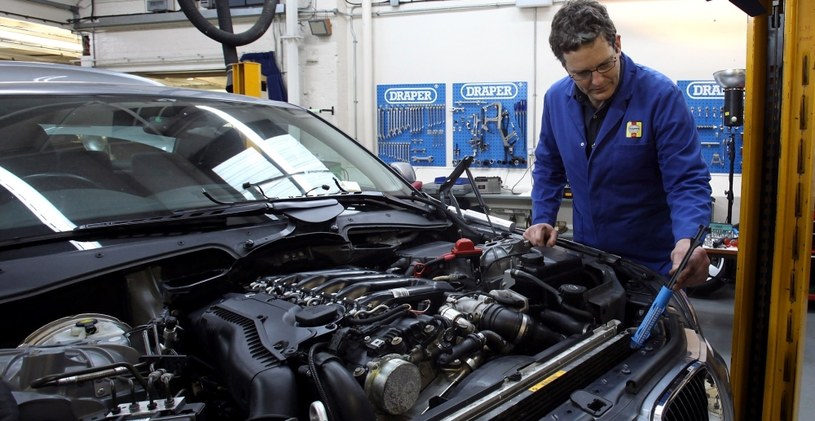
[{"xmin": 0, "ymin": 62, "xmax": 732, "ymax": 421}]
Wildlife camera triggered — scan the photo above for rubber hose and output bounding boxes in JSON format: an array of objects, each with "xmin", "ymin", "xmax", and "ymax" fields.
[
  {"xmin": 480, "ymin": 304, "xmax": 563, "ymax": 347},
  {"xmin": 177, "ymin": 0, "xmax": 276, "ymax": 46},
  {"xmin": 509, "ymin": 269, "xmax": 594, "ymax": 320},
  {"xmin": 314, "ymin": 352, "xmax": 377, "ymax": 421},
  {"xmin": 539, "ymin": 309, "xmax": 590, "ymax": 335},
  {"xmin": 346, "ymin": 304, "xmax": 410, "ymax": 325},
  {"xmin": 437, "ymin": 334, "xmax": 484, "ymax": 365},
  {"xmin": 479, "ymin": 329, "xmax": 513, "ymax": 354},
  {"xmin": 308, "ymin": 344, "xmax": 335, "ymax": 421}
]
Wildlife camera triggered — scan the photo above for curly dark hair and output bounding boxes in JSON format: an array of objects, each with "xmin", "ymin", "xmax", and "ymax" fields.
[{"xmin": 549, "ymin": 0, "xmax": 617, "ymax": 65}]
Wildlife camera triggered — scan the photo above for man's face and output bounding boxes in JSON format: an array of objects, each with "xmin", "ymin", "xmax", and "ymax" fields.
[{"xmin": 562, "ymin": 35, "xmax": 622, "ymax": 108}]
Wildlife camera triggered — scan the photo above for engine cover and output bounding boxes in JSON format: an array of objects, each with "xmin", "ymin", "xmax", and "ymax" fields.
[{"xmin": 191, "ymin": 293, "xmax": 341, "ymax": 419}]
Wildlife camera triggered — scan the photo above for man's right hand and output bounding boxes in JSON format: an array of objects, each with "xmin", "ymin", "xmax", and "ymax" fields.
[{"xmin": 523, "ymin": 223, "xmax": 558, "ymax": 247}]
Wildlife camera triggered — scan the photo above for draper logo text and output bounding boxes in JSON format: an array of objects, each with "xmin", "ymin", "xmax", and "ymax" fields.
[{"xmin": 460, "ymin": 83, "xmax": 518, "ymax": 100}]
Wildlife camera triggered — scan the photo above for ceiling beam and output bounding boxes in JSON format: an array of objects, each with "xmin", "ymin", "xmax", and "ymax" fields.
[
  {"xmin": 72, "ymin": 7, "xmax": 264, "ymax": 30},
  {"xmin": 27, "ymin": 0, "xmax": 79, "ymax": 14}
]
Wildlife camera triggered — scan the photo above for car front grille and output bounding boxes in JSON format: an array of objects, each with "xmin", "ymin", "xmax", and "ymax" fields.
[{"xmin": 657, "ymin": 361, "xmax": 715, "ymax": 421}]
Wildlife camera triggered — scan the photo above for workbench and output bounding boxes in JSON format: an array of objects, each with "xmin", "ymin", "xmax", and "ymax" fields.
[{"xmin": 450, "ymin": 191, "xmax": 573, "ymax": 230}]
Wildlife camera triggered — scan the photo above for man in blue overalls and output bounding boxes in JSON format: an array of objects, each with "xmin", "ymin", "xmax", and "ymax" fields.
[{"xmin": 523, "ymin": 0, "xmax": 712, "ymax": 289}]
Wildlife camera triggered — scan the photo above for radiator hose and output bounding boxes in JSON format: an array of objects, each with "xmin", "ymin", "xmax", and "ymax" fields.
[
  {"xmin": 447, "ymin": 296, "xmax": 564, "ymax": 349},
  {"xmin": 479, "ymin": 303, "xmax": 564, "ymax": 348},
  {"xmin": 438, "ymin": 333, "xmax": 485, "ymax": 366},
  {"xmin": 508, "ymin": 269, "xmax": 595, "ymax": 321},
  {"xmin": 309, "ymin": 344, "xmax": 377, "ymax": 421}
]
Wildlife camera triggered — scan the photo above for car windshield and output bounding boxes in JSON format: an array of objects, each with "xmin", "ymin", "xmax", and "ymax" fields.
[{"xmin": 0, "ymin": 94, "xmax": 411, "ymax": 240}]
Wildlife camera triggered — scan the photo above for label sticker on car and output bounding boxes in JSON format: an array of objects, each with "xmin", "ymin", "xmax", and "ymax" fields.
[{"xmin": 528, "ymin": 370, "xmax": 566, "ymax": 392}]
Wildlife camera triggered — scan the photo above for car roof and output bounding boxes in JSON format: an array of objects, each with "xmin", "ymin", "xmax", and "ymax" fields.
[
  {"xmin": 0, "ymin": 61, "xmax": 164, "ymax": 86},
  {"xmin": 0, "ymin": 61, "xmax": 297, "ymax": 111}
]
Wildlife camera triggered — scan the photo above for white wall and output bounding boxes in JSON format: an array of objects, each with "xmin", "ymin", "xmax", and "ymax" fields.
[{"xmin": 88, "ymin": 22, "xmax": 280, "ymax": 72}]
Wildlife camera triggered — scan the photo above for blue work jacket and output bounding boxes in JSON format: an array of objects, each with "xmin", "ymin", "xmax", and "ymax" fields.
[{"xmin": 531, "ymin": 53, "xmax": 712, "ymax": 275}]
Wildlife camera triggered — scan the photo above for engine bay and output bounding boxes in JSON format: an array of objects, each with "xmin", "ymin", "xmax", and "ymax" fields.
[{"xmin": 0, "ymin": 235, "xmax": 677, "ymax": 421}]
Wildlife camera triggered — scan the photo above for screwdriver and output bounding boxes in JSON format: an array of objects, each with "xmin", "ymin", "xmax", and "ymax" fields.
[{"xmin": 630, "ymin": 224, "xmax": 708, "ymax": 349}]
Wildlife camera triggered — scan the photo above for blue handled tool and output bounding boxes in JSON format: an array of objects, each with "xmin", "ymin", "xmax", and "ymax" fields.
[{"xmin": 630, "ymin": 225, "xmax": 708, "ymax": 349}]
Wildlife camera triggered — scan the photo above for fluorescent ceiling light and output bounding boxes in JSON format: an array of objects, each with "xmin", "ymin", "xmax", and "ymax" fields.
[{"xmin": 0, "ymin": 17, "xmax": 82, "ymax": 57}]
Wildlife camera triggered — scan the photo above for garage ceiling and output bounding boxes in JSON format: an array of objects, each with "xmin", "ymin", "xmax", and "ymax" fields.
[
  {"xmin": 0, "ymin": 16, "xmax": 82, "ymax": 64},
  {"xmin": 0, "ymin": 14, "xmax": 226, "ymax": 90}
]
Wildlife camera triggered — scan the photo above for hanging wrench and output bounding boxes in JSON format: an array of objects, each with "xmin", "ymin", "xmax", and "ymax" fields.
[{"xmin": 412, "ymin": 155, "xmax": 434, "ymax": 163}]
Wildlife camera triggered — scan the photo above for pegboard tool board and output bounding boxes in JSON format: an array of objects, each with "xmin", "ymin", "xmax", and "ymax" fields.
[
  {"xmin": 376, "ymin": 83, "xmax": 446, "ymax": 167},
  {"xmin": 678, "ymin": 80, "xmax": 744, "ymax": 175},
  {"xmin": 451, "ymin": 82, "xmax": 529, "ymax": 168}
]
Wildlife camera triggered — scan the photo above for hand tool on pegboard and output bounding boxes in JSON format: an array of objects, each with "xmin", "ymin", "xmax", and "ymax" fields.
[{"xmin": 515, "ymin": 99, "xmax": 527, "ymax": 143}]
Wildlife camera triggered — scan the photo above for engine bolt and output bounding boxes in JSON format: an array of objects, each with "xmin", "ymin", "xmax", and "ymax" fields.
[
  {"xmin": 621, "ymin": 364, "xmax": 631, "ymax": 374},
  {"xmin": 390, "ymin": 337, "xmax": 403, "ymax": 345},
  {"xmin": 424, "ymin": 324, "xmax": 435, "ymax": 333},
  {"xmin": 353, "ymin": 367, "xmax": 366, "ymax": 377}
]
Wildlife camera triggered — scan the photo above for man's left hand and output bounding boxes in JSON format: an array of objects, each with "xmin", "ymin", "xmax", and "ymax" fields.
[{"xmin": 669, "ymin": 238, "xmax": 710, "ymax": 290}]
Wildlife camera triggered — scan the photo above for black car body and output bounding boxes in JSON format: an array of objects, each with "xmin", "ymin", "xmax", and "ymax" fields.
[{"xmin": 0, "ymin": 62, "xmax": 732, "ymax": 421}]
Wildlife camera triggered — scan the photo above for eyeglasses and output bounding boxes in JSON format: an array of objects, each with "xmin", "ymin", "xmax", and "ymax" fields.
[{"xmin": 568, "ymin": 55, "xmax": 618, "ymax": 81}]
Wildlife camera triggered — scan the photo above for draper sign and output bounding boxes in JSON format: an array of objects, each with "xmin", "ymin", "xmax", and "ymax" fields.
[
  {"xmin": 384, "ymin": 87, "xmax": 438, "ymax": 104},
  {"xmin": 460, "ymin": 83, "xmax": 518, "ymax": 100},
  {"xmin": 685, "ymin": 81, "xmax": 725, "ymax": 99}
]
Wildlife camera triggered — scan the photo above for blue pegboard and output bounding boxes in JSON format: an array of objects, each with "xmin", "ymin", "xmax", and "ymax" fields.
[
  {"xmin": 451, "ymin": 82, "xmax": 529, "ymax": 168},
  {"xmin": 376, "ymin": 83, "xmax": 446, "ymax": 167},
  {"xmin": 678, "ymin": 80, "xmax": 744, "ymax": 174}
]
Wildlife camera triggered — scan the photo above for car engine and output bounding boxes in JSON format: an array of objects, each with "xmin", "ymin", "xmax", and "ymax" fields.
[{"xmin": 0, "ymin": 236, "xmax": 677, "ymax": 421}]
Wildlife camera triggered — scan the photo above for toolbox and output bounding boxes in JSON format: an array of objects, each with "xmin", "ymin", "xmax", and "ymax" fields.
[
  {"xmin": 423, "ymin": 177, "xmax": 472, "ymax": 196},
  {"xmin": 474, "ymin": 176, "xmax": 502, "ymax": 194}
]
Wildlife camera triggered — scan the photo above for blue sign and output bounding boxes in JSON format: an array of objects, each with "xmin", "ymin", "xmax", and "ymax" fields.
[
  {"xmin": 684, "ymin": 81, "xmax": 725, "ymax": 99},
  {"xmin": 452, "ymin": 81, "xmax": 528, "ymax": 168},
  {"xmin": 383, "ymin": 87, "xmax": 439, "ymax": 104},
  {"xmin": 376, "ymin": 83, "xmax": 446, "ymax": 167},
  {"xmin": 678, "ymin": 80, "xmax": 742, "ymax": 175},
  {"xmin": 458, "ymin": 83, "xmax": 519, "ymax": 101}
]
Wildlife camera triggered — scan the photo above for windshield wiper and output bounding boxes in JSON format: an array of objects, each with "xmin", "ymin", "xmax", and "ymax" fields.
[
  {"xmin": 0, "ymin": 195, "xmax": 352, "ymax": 252},
  {"xmin": 0, "ymin": 201, "xmax": 278, "ymax": 252},
  {"xmin": 327, "ymin": 190, "xmax": 441, "ymax": 216}
]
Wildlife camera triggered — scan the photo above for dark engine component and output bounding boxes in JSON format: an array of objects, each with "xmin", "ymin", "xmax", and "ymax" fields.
[
  {"xmin": 0, "ymin": 238, "xmax": 642, "ymax": 420},
  {"xmin": 0, "ymin": 344, "xmax": 140, "ymax": 420},
  {"xmin": 189, "ymin": 293, "xmax": 340, "ymax": 420},
  {"xmin": 441, "ymin": 294, "xmax": 563, "ymax": 353},
  {"xmin": 0, "ymin": 314, "xmax": 204, "ymax": 420}
]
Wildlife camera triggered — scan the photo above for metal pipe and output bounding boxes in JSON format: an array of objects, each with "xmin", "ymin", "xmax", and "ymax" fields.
[
  {"xmin": 285, "ymin": 0, "xmax": 301, "ymax": 105},
  {"xmin": 361, "ymin": 0, "xmax": 374, "ymax": 150}
]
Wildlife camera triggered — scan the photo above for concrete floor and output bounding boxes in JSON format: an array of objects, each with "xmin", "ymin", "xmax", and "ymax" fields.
[{"xmin": 689, "ymin": 281, "xmax": 815, "ymax": 418}]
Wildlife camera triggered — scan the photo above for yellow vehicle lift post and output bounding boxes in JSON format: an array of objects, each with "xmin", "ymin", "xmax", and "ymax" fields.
[{"xmin": 731, "ymin": 0, "xmax": 815, "ymax": 419}]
